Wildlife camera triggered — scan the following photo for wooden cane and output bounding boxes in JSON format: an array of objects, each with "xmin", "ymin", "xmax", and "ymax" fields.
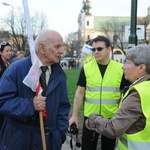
[
  {"xmin": 36, "ymin": 83, "xmax": 47, "ymax": 150},
  {"xmin": 39, "ymin": 111, "xmax": 47, "ymax": 150}
]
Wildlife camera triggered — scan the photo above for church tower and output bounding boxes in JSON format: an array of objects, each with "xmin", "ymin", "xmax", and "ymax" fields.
[{"xmin": 78, "ymin": 0, "xmax": 94, "ymax": 44}]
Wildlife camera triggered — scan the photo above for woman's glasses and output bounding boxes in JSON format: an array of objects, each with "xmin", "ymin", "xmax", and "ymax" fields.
[
  {"xmin": 0, "ymin": 42, "xmax": 10, "ymax": 50},
  {"xmin": 92, "ymin": 47, "xmax": 106, "ymax": 52}
]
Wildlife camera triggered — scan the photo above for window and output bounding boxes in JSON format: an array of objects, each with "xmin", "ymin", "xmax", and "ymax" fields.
[{"xmin": 87, "ymin": 21, "xmax": 89, "ymax": 26}]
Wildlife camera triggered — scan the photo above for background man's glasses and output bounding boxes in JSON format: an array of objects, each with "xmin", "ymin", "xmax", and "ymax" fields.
[{"xmin": 92, "ymin": 47, "xmax": 106, "ymax": 52}]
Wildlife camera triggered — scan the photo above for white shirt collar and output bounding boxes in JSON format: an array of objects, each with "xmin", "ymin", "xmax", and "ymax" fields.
[{"xmin": 37, "ymin": 57, "xmax": 51, "ymax": 74}]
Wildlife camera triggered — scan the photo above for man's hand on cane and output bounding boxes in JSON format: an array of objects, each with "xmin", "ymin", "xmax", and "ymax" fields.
[{"xmin": 34, "ymin": 96, "xmax": 46, "ymax": 111}]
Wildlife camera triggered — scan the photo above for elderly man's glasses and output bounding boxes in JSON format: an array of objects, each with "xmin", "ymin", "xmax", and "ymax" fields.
[
  {"xmin": 0, "ymin": 42, "xmax": 10, "ymax": 49},
  {"xmin": 92, "ymin": 47, "xmax": 106, "ymax": 52}
]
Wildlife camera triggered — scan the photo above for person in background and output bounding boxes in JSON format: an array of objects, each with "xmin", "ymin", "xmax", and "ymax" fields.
[
  {"xmin": 9, "ymin": 51, "xmax": 17, "ymax": 63},
  {"xmin": 86, "ymin": 45, "xmax": 150, "ymax": 150},
  {"xmin": 75, "ymin": 58, "xmax": 79, "ymax": 69},
  {"xmin": 0, "ymin": 42, "xmax": 12, "ymax": 78},
  {"xmin": 11, "ymin": 50, "xmax": 25, "ymax": 63},
  {"xmin": 0, "ymin": 29, "xmax": 70, "ymax": 150},
  {"xmin": 81, "ymin": 40, "xmax": 93, "ymax": 66},
  {"xmin": 69, "ymin": 36, "xmax": 130, "ymax": 150},
  {"xmin": 0, "ymin": 42, "xmax": 12, "ymax": 130}
]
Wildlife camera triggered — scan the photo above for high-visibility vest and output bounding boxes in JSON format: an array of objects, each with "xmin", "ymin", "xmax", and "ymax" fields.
[
  {"xmin": 84, "ymin": 59, "xmax": 123, "ymax": 118},
  {"xmin": 83, "ymin": 54, "xmax": 94, "ymax": 65},
  {"xmin": 117, "ymin": 81, "xmax": 150, "ymax": 150}
]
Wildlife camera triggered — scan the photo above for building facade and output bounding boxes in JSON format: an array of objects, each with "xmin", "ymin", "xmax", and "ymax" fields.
[{"xmin": 77, "ymin": 0, "xmax": 150, "ymax": 62}]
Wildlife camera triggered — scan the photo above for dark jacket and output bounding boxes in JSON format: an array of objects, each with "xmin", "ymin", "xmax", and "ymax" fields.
[
  {"xmin": 0, "ymin": 56, "xmax": 70, "ymax": 150},
  {"xmin": 0, "ymin": 56, "xmax": 7, "ymax": 78},
  {"xmin": 0, "ymin": 56, "xmax": 9, "ymax": 129}
]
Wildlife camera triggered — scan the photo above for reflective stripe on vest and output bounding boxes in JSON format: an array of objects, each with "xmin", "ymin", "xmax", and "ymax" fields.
[
  {"xmin": 117, "ymin": 136, "xmax": 150, "ymax": 150},
  {"xmin": 86, "ymin": 86, "xmax": 120, "ymax": 92},
  {"xmin": 85, "ymin": 86, "xmax": 120, "ymax": 104},
  {"xmin": 85, "ymin": 98, "xmax": 119, "ymax": 104}
]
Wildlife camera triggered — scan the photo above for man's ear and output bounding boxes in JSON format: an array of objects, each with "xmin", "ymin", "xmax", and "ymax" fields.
[
  {"xmin": 108, "ymin": 46, "xmax": 112, "ymax": 53},
  {"xmin": 39, "ymin": 43, "xmax": 45, "ymax": 54},
  {"xmin": 138, "ymin": 64, "xmax": 146, "ymax": 74}
]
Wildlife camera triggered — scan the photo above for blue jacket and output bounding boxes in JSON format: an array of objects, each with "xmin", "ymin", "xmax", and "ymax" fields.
[{"xmin": 0, "ymin": 56, "xmax": 70, "ymax": 150}]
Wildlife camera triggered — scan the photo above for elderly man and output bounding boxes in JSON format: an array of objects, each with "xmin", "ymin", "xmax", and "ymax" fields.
[{"xmin": 0, "ymin": 29, "xmax": 70, "ymax": 150}]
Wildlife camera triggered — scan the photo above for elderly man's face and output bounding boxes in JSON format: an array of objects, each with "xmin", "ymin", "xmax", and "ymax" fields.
[{"xmin": 42, "ymin": 37, "xmax": 64, "ymax": 65}]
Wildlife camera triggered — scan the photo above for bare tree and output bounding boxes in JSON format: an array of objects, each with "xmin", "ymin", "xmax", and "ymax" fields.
[
  {"xmin": 101, "ymin": 21, "xmax": 112, "ymax": 39},
  {"xmin": 0, "ymin": 7, "xmax": 48, "ymax": 53},
  {"xmin": 65, "ymin": 32, "xmax": 80, "ymax": 57},
  {"xmin": 0, "ymin": 30, "xmax": 11, "ymax": 42},
  {"xmin": 100, "ymin": 17, "xmax": 127, "ymax": 59},
  {"xmin": 31, "ymin": 11, "xmax": 49, "ymax": 39}
]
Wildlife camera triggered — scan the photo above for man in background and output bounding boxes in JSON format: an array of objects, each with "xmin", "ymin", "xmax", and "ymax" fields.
[{"xmin": 11, "ymin": 50, "xmax": 25, "ymax": 63}]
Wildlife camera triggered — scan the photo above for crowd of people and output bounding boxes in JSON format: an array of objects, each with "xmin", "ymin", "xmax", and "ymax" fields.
[
  {"xmin": 60, "ymin": 58, "xmax": 78, "ymax": 69},
  {"xmin": 0, "ymin": 29, "xmax": 150, "ymax": 150}
]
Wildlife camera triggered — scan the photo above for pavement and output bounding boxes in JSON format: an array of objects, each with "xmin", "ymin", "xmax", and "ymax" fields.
[{"xmin": 61, "ymin": 136, "xmax": 81, "ymax": 150}]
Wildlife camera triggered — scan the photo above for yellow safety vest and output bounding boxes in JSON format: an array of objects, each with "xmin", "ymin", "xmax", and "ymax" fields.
[
  {"xmin": 117, "ymin": 81, "xmax": 150, "ymax": 150},
  {"xmin": 83, "ymin": 54, "xmax": 94, "ymax": 65},
  {"xmin": 84, "ymin": 59, "xmax": 123, "ymax": 118}
]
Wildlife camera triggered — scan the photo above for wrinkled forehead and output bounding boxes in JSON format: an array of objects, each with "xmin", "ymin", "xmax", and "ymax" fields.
[{"xmin": 50, "ymin": 37, "xmax": 63, "ymax": 46}]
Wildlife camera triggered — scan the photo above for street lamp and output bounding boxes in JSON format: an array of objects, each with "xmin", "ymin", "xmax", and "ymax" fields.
[
  {"xmin": 128, "ymin": 0, "xmax": 138, "ymax": 48},
  {"xmin": 2, "ymin": 2, "xmax": 14, "ymax": 28}
]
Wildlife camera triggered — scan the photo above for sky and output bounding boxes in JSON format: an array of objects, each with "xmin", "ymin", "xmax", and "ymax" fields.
[{"xmin": 0, "ymin": 0, "xmax": 150, "ymax": 39}]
